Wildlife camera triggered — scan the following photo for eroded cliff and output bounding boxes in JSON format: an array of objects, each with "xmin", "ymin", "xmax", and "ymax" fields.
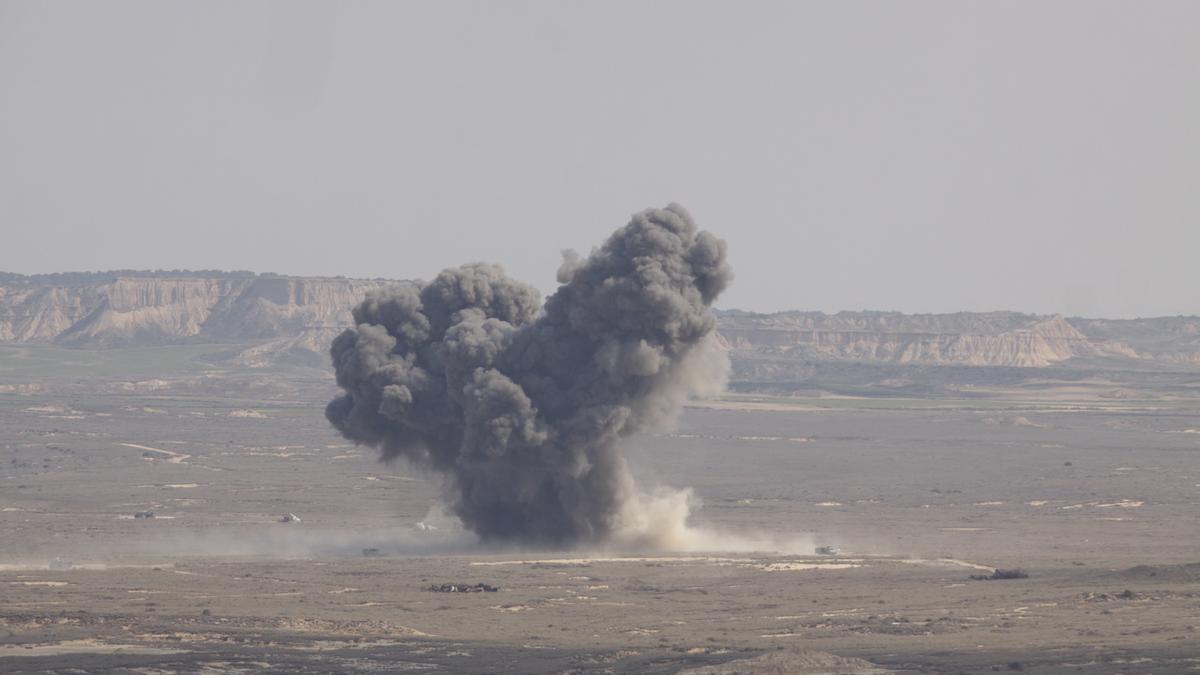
[
  {"xmin": 0, "ymin": 274, "xmax": 387, "ymax": 350},
  {"xmin": 2, "ymin": 273, "xmax": 1195, "ymax": 371},
  {"xmin": 716, "ymin": 311, "xmax": 1141, "ymax": 368}
]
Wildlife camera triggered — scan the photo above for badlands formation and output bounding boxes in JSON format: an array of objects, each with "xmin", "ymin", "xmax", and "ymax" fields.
[{"xmin": 2, "ymin": 271, "xmax": 1199, "ymax": 373}]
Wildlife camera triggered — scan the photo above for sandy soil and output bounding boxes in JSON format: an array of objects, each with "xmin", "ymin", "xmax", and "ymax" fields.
[{"xmin": 2, "ymin": 378, "xmax": 1199, "ymax": 673}]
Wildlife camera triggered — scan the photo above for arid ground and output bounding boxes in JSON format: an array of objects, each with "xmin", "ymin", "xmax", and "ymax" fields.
[{"xmin": 1, "ymin": 346, "xmax": 1198, "ymax": 673}]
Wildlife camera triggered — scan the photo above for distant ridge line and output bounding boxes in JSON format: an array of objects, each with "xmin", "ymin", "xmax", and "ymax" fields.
[
  {"xmin": 0, "ymin": 270, "xmax": 401, "ymax": 287},
  {"xmin": 2, "ymin": 270, "xmax": 1195, "ymax": 321}
]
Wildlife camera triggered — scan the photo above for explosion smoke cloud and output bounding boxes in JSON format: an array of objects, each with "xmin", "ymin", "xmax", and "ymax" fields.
[{"xmin": 326, "ymin": 204, "xmax": 731, "ymax": 547}]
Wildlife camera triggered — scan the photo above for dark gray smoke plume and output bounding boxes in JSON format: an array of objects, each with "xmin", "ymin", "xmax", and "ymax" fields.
[{"xmin": 326, "ymin": 204, "xmax": 731, "ymax": 546}]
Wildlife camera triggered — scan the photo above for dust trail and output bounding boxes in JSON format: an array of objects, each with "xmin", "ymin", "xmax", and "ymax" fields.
[
  {"xmin": 607, "ymin": 488, "xmax": 815, "ymax": 554},
  {"xmin": 326, "ymin": 204, "xmax": 735, "ymax": 547}
]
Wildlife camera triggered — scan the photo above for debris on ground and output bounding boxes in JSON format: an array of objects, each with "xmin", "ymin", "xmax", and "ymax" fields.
[
  {"xmin": 1081, "ymin": 589, "xmax": 1152, "ymax": 602},
  {"xmin": 970, "ymin": 568, "xmax": 1028, "ymax": 581},
  {"xmin": 429, "ymin": 583, "xmax": 498, "ymax": 593},
  {"xmin": 280, "ymin": 513, "xmax": 301, "ymax": 523},
  {"xmin": 677, "ymin": 648, "xmax": 890, "ymax": 674}
]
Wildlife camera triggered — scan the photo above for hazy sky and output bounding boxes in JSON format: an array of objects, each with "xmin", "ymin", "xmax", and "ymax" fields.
[{"xmin": 1, "ymin": 1, "xmax": 1196, "ymax": 317}]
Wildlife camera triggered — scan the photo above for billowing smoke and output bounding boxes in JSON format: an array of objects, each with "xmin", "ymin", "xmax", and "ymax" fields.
[{"xmin": 326, "ymin": 204, "xmax": 731, "ymax": 547}]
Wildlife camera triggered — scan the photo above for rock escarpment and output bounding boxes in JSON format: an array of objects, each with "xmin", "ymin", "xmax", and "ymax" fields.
[
  {"xmin": 1069, "ymin": 316, "xmax": 1200, "ymax": 364},
  {"xmin": 716, "ymin": 310, "xmax": 1140, "ymax": 368},
  {"xmin": 0, "ymin": 273, "xmax": 388, "ymax": 355},
  {"xmin": 2, "ymin": 272, "xmax": 1197, "ymax": 371}
]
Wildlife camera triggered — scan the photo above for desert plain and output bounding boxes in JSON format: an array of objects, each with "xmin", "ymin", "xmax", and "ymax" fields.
[{"xmin": 1, "ymin": 344, "xmax": 1198, "ymax": 674}]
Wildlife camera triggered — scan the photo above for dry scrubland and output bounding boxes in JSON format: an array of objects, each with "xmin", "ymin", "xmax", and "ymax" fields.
[{"xmin": 1, "ymin": 345, "xmax": 1199, "ymax": 673}]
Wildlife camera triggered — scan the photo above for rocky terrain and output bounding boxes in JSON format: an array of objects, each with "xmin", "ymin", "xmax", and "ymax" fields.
[
  {"xmin": 0, "ymin": 272, "xmax": 388, "ymax": 367},
  {"xmin": 2, "ymin": 273, "xmax": 1198, "ymax": 673},
  {"xmin": 2, "ymin": 271, "xmax": 1199, "ymax": 381},
  {"xmin": 716, "ymin": 310, "xmax": 1142, "ymax": 368},
  {"xmin": 716, "ymin": 310, "xmax": 1200, "ymax": 397},
  {"xmin": 2, "ymin": 349, "xmax": 1198, "ymax": 674}
]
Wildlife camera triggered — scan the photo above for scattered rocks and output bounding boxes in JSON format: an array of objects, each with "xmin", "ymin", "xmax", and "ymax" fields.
[
  {"xmin": 969, "ymin": 569, "xmax": 1028, "ymax": 581},
  {"xmin": 677, "ymin": 648, "xmax": 891, "ymax": 674},
  {"xmin": 1110, "ymin": 562, "xmax": 1200, "ymax": 583},
  {"xmin": 429, "ymin": 583, "xmax": 498, "ymax": 593},
  {"xmin": 1081, "ymin": 589, "xmax": 1158, "ymax": 602}
]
